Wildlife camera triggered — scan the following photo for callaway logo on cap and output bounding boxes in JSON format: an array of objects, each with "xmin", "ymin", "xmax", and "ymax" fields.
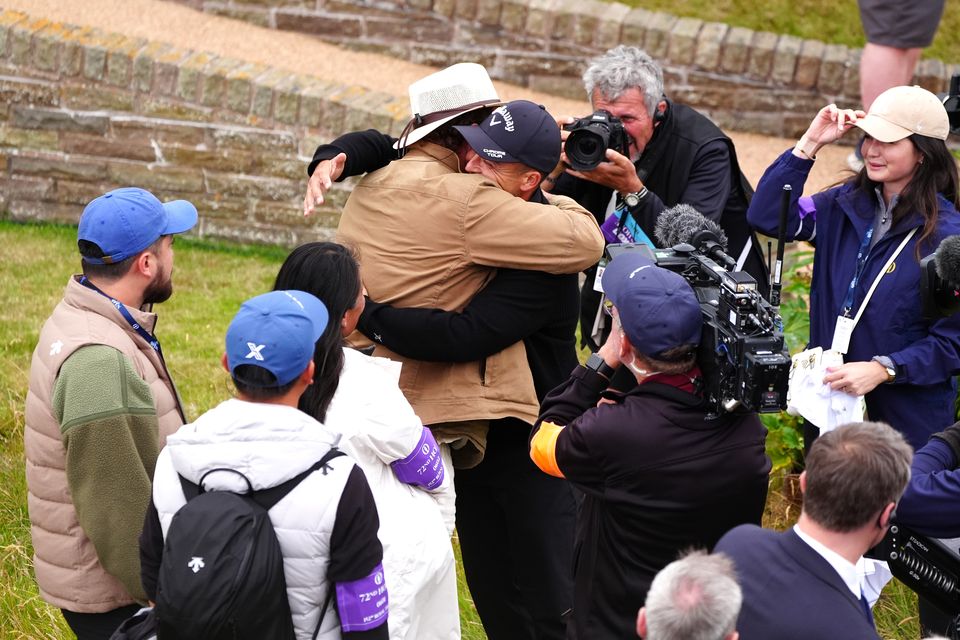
[{"xmin": 454, "ymin": 99, "xmax": 562, "ymax": 175}]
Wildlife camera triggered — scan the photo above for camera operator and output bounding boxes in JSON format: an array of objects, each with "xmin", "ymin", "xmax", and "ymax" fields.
[
  {"xmin": 529, "ymin": 251, "xmax": 771, "ymax": 640},
  {"xmin": 548, "ymin": 45, "xmax": 768, "ymax": 351}
]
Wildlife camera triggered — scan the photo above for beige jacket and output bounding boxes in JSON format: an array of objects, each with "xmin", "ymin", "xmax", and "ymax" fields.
[
  {"xmin": 338, "ymin": 142, "xmax": 603, "ymax": 426},
  {"xmin": 24, "ymin": 277, "xmax": 184, "ymax": 612}
]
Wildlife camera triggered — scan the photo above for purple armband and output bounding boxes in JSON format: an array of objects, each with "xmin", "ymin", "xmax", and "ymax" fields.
[
  {"xmin": 336, "ymin": 563, "xmax": 388, "ymax": 632},
  {"xmin": 390, "ymin": 426, "xmax": 445, "ymax": 490},
  {"xmin": 798, "ymin": 195, "xmax": 816, "ymax": 221}
]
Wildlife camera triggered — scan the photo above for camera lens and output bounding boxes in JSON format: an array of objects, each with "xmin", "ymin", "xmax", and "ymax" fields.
[{"xmin": 566, "ymin": 130, "xmax": 607, "ymax": 171}]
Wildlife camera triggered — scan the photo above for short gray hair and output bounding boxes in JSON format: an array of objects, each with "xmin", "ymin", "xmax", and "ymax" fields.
[
  {"xmin": 582, "ymin": 45, "xmax": 664, "ymax": 115},
  {"xmin": 804, "ymin": 421, "xmax": 913, "ymax": 532},
  {"xmin": 644, "ymin": 551, "xmax": 742, "ymax": 640}
]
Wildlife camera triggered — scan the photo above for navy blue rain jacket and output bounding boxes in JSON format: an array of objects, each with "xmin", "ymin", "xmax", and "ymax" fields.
[
  {"xmin": 747, "ymin": 149, "xmax": 960, "ymax": 449},
  {"xmin": 897, "ymin": 437, "xmax": 960, "ymax": 537}
]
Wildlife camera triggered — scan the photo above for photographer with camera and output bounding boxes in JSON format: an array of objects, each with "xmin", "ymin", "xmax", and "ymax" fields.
[
  {"xmin": 548, "ymin": 45, "xmax": 768, "ymax": 351},
  {"xmin": 528, "ymin": 251, "xmax": 770, "ymax": 640},
  {"xmin": 746, "ymin": 86, "xmax": 960, "ymax": 454}
]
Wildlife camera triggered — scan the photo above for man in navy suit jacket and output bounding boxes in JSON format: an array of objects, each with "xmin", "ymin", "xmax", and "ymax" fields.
[{"xmin": 715, "ymin": 421, "xmax": 913, "ymax": 640}]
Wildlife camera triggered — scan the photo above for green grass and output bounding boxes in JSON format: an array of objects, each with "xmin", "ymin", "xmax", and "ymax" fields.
[
  {"xmin": 623, "ymin": 0, "xmax": 960, "ymax": 63},
  {"xmin": 0, "ymin": 221, "xmax": 487, "ymax": 639},
  {"xmin": 0, "ymin": 222, "xmax": 925, "ymax": 639}
]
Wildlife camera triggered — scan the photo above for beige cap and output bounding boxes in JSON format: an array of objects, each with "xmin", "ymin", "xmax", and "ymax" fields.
[
  {"xmin": 395, "ymin": 63, "xmax": 502, "ymax": 149},
  {"xmin": 855, "ymin": 85, "xmax": 950, "ymax": 142}
]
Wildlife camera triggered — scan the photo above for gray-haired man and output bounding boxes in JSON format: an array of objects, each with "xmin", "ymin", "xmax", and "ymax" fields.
[
  {"xmin": 638, "ymin": 551, "xmax": 741, "ymax": 640},
  {"xmin": 550, "ymin": 45, "xmax": 768, "ymax": 351}
]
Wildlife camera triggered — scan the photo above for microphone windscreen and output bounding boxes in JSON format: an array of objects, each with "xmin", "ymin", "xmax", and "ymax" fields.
[
  {"xmin": 934, "ymin": 235, "xmax": 960, "ymax": 284},
  {"xmin": 655, "ymin": 203, "xmax": 700, "ymax": 246},
  {"xmin": 654, "ymin": 204, "xmax": 729, "ymax": 250}
]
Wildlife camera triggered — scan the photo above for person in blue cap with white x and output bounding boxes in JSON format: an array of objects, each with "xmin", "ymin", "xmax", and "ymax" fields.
[
  {"xmin": 24, "ymin": 187, "xmax": 197, "ymax": 638},
  {"xmin": 141, "ymin": 290, "xmax": 389, "ymax": 640}
]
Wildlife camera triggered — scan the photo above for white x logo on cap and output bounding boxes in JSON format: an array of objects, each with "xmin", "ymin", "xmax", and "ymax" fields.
[{"xmin": 246, "ymin": 343, "xmax": 265, "ymax": 361}]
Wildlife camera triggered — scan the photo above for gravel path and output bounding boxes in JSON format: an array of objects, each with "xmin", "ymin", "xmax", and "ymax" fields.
[{"xmin": 5, "ymin": 0, "xmax": 852, "ymax": 192}]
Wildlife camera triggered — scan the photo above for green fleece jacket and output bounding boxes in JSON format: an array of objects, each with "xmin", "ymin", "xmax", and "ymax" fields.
[{"xmin": 53, "ymin": 344, "xmax": 161, "ymax": 603}]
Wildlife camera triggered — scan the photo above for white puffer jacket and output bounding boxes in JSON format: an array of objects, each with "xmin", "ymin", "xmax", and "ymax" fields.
[
  {"xmin": 152, "ymin": 399, "xmax": 363, "ymax": 640},
  {"xmin": 325, "ymin": 348, "xmax": 459, "ymax": 640}
]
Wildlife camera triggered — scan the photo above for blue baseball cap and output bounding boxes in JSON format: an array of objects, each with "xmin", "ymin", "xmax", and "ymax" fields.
[
  {"xmin": 601, "ymin": 253, "xmax": 702, "ymax": 359},
  {"xmin": 78, "ymin": 187, "xmax": 198, "ymax": 264},
  {"xmin": 225, "ymin": 290, "xmax": 329, "ymax": 387},
  {"xmin": 454, "ymin": 100, "xmax": 561, "ymax": 175}
]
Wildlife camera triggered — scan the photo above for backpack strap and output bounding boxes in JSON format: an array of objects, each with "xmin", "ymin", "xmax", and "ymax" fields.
[
  {"xmin": 250, "ymin": 447, "xmax": 347, "ymax": 512},
  {"xmin": 176, "ymin": 448, "xmax": 347, "ymax": 512}
]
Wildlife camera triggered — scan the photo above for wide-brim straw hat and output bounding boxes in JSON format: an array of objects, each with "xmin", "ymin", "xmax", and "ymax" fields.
[{"xmin": 394, "ymin": 62, "xmax": 503, "ymax": 149}]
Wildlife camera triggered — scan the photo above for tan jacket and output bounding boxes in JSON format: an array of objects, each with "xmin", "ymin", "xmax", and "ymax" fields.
[
  {"xmin": 338, "ymin": 142, "xmax": 603, "ymax": 426},
  {"xmin": 24, "ymin": 277, "xmax": 184, "ymax": 612}
]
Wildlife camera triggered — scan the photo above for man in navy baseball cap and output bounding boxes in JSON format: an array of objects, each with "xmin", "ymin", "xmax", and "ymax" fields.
[
  {"xmin": 530, "ymin": 248, "xmax": 770, "ymax": 640},
  {"xmin": 224, "ymin": 290, "xmax": 329, "ymax": 391},
  {"xmin": 454, "ymin": 99, "xmax": 562, "ymax": 200}
]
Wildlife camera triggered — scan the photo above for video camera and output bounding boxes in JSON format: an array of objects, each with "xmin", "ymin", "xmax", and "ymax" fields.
[
  {"xmin": 943, "ymin": 73, "xmax": 960, "ymax": 135},
  {"xmin": 605, "ymin": 206, "xmax": 791, "ymax": 417},
  {"xmin": 921, "ymin": 235, "xmax": 960, "ymax": 319},
  {"xmin": 869, "ymin": 524, "xmax": 960, "ymax": 638},
  {"xmin": 562, "ymin": 109, "xmax": 630, "ymax": 171}
]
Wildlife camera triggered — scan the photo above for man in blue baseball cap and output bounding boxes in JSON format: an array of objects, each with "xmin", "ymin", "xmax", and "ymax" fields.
[
  {"xmin": 141, "ymin": 290, "xmax": 389, "ymax": 639},
  {"xmin": 24, "ymin": 187, "xmax": 198, "ymax": 638},
  {"xmin": 530, "ymin": 251, "xmax": 771, "ymax": 640}
]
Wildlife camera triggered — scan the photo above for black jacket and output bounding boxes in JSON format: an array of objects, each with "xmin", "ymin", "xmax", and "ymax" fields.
[
  {"xmin": 531, "ymin": 366, "xmax": 771, "ymax": 639},
  {"xmin": 311, "ymin": 135, "xmax": 580, "ymax": 401},
  {"xmin": 553, "ymin": 101, "xmax": 769, "ymax": 350}
]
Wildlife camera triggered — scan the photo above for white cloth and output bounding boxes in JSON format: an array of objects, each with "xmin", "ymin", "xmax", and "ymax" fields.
[
  {"xmin": 787, "ymin": 347, "xmax": 865, "ymax": 432},
  {"xmin": 325, "ymin": 347, "xmax": 459, "ymax": 640},
  {"xmin": 153, "ymin": 400, "xmax": 356, "ymax": 640}
]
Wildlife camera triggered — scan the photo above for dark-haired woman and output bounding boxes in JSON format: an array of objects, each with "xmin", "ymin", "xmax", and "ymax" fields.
[
  {"xmin": 274, "ymin": 242, "xmax": 458, "ymax": 640},
  {"xmin": 747, "ymin": 85, "xmax": 960, "ymax": 453}
]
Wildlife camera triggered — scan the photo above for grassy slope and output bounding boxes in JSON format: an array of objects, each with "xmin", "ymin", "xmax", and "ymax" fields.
[
  {"xmin": 0, "ymin": 222, "xmax": 922, "ymax": 639},
  {"xmin": 624, "ymin": 0, "xmax": 960, "ymax": 63},
  {"xmin": 0, "ymin": 222, "xmax": 487, "ymax": 639}
]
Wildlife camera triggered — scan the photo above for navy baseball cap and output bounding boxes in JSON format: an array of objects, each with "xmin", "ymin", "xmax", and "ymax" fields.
[
  {"xmin": 454, "ymin": 100, "xmax": 561, "ymax": 174},
  {"xmin": 601, "ymin": 253, "xmax": 702, "ymax": 359},
  {"xmin": 225, "ymin": 290, "xmax": 329, "ymax": 387},
  {"xmin": 78, "ymin": 187, "xmax": 198, "ymax": 264}
]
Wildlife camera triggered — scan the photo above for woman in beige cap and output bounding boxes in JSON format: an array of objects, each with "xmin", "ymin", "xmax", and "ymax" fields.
[{"xmin": 747, "ymin": 85, "xmax": 960, "ymax": 450}]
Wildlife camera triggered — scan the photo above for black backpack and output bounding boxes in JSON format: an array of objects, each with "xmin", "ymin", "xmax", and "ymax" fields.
[{"xmin": 153, "ymin": 448, "xmax": 345, "ymax": 640}]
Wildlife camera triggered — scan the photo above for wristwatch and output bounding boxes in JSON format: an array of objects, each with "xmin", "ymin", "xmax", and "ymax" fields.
[
  {"xmin": 871, "ymin": 356, "xmax": 897, "ymax": 383},
  {"xmin": 585, "ymin": 352, "xmax": 617, "ymax": 380},
  {"xmin": 622, "ymin": 187, "xmax": 649, "ymax": 209}
]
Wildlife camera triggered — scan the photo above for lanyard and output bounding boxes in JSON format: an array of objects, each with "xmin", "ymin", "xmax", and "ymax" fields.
[
  {"xmin": 841, "ymin": 226, "xmax": 874, "ymax": 317},
  {"xmin": 79, "ymin": 277, "xmax": 163, "ymax": 356}
]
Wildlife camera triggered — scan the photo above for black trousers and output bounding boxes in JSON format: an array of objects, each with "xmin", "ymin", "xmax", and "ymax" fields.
[
  {"xmin": 62, "ymin": 604, "xmax": 141, "ymax": 640},
  {"xmin": 455, "ymin": 419, "xmax": 577, "ymax": 640}
]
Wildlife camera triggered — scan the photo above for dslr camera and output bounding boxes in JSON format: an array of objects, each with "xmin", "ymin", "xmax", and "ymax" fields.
[{"xmin": 562, "ymin": 109, "xmax": 630, "ymax": 171}]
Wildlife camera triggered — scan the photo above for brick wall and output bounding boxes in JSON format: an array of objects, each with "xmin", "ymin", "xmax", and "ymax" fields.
[
  {"xmin": 0, "ymin": 9, "xmax": 409, "ymax": 245},
  {"xmin": 171, "ymin": 0, "xmax": 959, "ymax": 139}
]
